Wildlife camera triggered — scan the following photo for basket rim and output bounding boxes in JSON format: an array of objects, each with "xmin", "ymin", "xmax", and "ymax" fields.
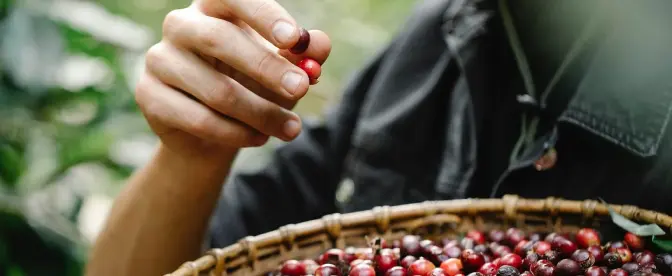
[{"xmin": 167, "ymin": 195, "xmax": 672, "ymax": 276}]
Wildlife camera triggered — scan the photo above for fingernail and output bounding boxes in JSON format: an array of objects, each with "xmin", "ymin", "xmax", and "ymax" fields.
[
  {"xmin": 283, "ymin": 119, "xmax": 300, "ymax": 138},
  {"xmin": 281, "ymin": 71, "xmax": 303, "ymax": 94},
  {"xmin": 272, "ymin": 20, "xmax": 296, "ymax": 44}
]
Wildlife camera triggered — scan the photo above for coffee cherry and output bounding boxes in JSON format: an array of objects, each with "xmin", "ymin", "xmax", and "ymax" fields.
[
  {"xmin": 624, "ymin": 233, "xmax": 644, "ymax": 252},
  {"xmin": 289, "ymin": 28, "xmax": 310, "ymax": 54},
  {"xmin": 544, "ymin": 233, "xmax": 562, "ymax": 243},
  {"xmin": 461, "ymin": 238, "xmax": 476, "ymax": 250},
  {"xmin": 430, "ymin": 268, "xmax": 449, "ymax": 276},
  {"xmin": 281, "ymin": 260, "xmax": 307, "ymax": 276},
  {"xmin": 350, "ymin": 259, "xmax": 373, "ymax": 268},
  {"xmin": 605, "ymin": 252, "xmax": 623, "ymax": 268},
  {"xmin": 609, "ymin": 268, "xmax": 628, "ymax": 276},
  {"xmin": 298, "ymin": 58, "xmax": 321, "ymax": 80},
  {"xmin": 514, "ymin": 240, "xmax": 533, "ymax": 257},
  {"xmin": 499, "ymin": 253, "xmax": 522, "ymax": 270},
  {"xmin": 551, "ymin": 236, "xmax": 577, "ymax": 257},
  {"xmin": 401, "ymin": 255, "xmax": 417, "ymax": 269},
  {"xmin": 505, "ymin": 228, "xmax": 525, "ymax": 247},
  {"xmin": 588, "ymin": 245, "xmax": 605, "ymax": 264},
  {"xmin": 467, "ymin": 273, "xmax": 485, "ymax": 276},
  {"xmin": 489, "ymin": 230, "xmax": 505, "ymax": 243},
  {"xmin": 542, "ymin": 249, "xmax": 560, "ymax": 264},
  {"xmin": 639, "ymin": 262, "xmax": 657, "ymax": 273},
  {"xmin": 444, "ymin": 246, "xmax": 463, "ymax": 259},
  {"xmin": 621, "ymin": 262, "xmax": 639, "ymax": 274},
  {"xmin": 608, "ymin": 241, "xmax": 628, "ymax": 251},
  {"xmin": 615, "ymin": 247, "xmax": 633, "ymax": 263},
  {"xmin": 482, "ymin": 255, "xmax": 493, "ymax": 264},
  {"xmin": 528, "ymin": 233, "xmax": 542, "ymax": 243},
  {"xmin": 493, "ymin": 245, "xmax": 512, "ymax": 258},
  {"xmin": 478, "ymin": 262, "xmax": 498, "ymax": 276},
  {"xmin": 467, "ymin": 230, "xmax": 487, "ymax": 245},
  {"xmin": 473, "ymin": 245, "xmax": 488, "ymax": 254},
  {"xmin": 462, "ymin": 250, "xmax": 486, "ymax": 271},
  {"xmin": 533, "ymin": 261, "xmax": 555, "ymax": 276},
  {"xmin": 520, "ymin": 272, "xmax": 533, "ymax": 276},
  {"xmin": 402, "ymin": 235, "xmax": 422, "ymax": 256},
  {"xmin": 654, "ymin": 253, "xmax": 672, "ymax": 274},
  {"xmin": 440, "ymin": 258, "xmax": 463, "ymax": 276},
  {"xmin": 315, "ymin": 263, "xmax": 342, "ymax": 276},
  {"xmin": 348, "ymin": 263, "xmax": 375, "ymax": 276},
  {"xmin": 636, "ymin": 251, "xmax": 655, "ymax": 265},
  {"xmin": 555, "ymin": 259, "xmax": 581, "ymax": 276},
  {"xmin": 522, "ymin": 253, "xmax": 540, "ymax": 271},
  {"xmin": 576, "ymin": 228, "xmax": 602, "ymax": 248},
  {"xmin": 385, "ymin": 266, "xmax": 406, "ymax": 276},
  {"xmin": 571, "ymin": 249, "xmax": 595, "ymax": 269},
  {"xmin": 303, "ymin": 259, "xmax": 319, "ymax": 274},
  {"xmin": 374, "ymin": 249, "xmax": 398, "ymax": 274},
  {"xmin": 409, "ymin": 258, "xmax": 437, "ymax": 276},
  {"xmin": 444, "ymin": 240, "xmax": 461, "ymax": 248},
  {"xmin": 533, "ymin": 241, "xmax": 552, "ymax": 255},
  {"xmin": 496, "ymin": 265, "xmax": 520, "ymax": 276},
  {"xmin": 320, "ymin": 249, "xmax": 345, "ymax": 265},
  {"xmin": 530, "ymin": 260, "xmax": 553, "ymax": 274},
  {"xmin": 585, "ymin": 266, "xmax": 607, "ymax": 276}
]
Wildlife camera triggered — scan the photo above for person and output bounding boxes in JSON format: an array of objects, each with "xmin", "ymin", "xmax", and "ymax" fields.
[{"xmin": 85, "ymin": 0, "xmax": 672, "ymax": 275}]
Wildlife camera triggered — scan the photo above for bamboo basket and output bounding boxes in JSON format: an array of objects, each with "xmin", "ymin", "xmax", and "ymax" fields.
[{"xmin": 167, "ymin": 195, "xmax": 672, "ymax": 276}]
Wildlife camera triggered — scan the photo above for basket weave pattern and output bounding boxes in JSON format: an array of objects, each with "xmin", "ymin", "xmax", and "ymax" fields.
[{"xmin": 167, "ymin": 195, "xmax": 672, "ymax": 276}]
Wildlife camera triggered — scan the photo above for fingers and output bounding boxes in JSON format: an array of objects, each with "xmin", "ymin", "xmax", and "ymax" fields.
[
  {"xmin": 279, "ymin": 30, "xmax": 332, "ymax": 65},
  {"xmin": 220, "ymin": 0, "xmax": 301, "ymax": 49},
  {"xmin": 145, "ymin": 43, "xmax": 302, "ymax": 141},
  {"xmin": 135, "ymin": 74, "xmax": 269, "ymax": 148},
  {"xmin": 163, "ymin": 9, "xmax": 310, "ymax": 100}
]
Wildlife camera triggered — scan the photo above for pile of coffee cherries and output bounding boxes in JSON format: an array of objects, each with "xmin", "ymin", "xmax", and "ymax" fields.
[{"xmin": 272, "ymin": 228, "xmax": 672, "ymax": 276}]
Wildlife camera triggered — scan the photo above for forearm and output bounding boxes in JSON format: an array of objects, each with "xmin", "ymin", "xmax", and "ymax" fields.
[{"xmin": 85, "ymin": 143, "xmax": 237, "ymax": 276}]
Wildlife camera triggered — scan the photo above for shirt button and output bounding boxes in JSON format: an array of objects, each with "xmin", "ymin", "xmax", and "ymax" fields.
[{"xmin": 534, "ymin": 147, "xmax": 557, "ymax": 171}]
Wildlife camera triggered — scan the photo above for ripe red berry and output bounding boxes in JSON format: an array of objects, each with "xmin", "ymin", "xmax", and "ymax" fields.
[
  {"xmin": 505, "ymin": 228, "xmax": 525, "ymax": 247},
  {"xmin": 402, "ymin": 235, "xmax": 422, "ymax": 256},
  {"xmin": 348, "ymin": 263, "xmax": 375, "ymax": 276},
  {"xmin": 499, "ymin": 253, "xmax": 523, "ymax": 269},
  {"xmin": 533, "ymin": 241, "xmax": 552, "ymax": 255},
  {"xmin": 520, "ymin": 272, "xmax": 533, "ymax": 276},
  {"xmin": 571, "ymin": 249, "xmax": 595, "ymax": 269},
  {"xmin": 555, "ymin": 259, "xmax": 581, "ymax": 276},
  {"xmin": 654, "ymin": 253, "xmax": 672, "ymax": 274},
  {"xmin": 467, "ymin": 231, "xmax": 487, "ymax": 245},
  {"xmin": 429, "ymin": 268, "xmax": 449, "ymax": 276},
  {"xmin": 576, "ymin": 228, "xmax": 601, "ymax": 248},
  {"xmin": 289, "ymin": 28, "xmax": 310, "ymax": 54},
  {"xmin": 280, "ymin": 259, "xmax": 307, "ymax": 276},
  {"xmin": 544, "ymin": 233, "xmax": 562, "ymax": 243},
  {"xmin": 636, "ymin": 251, "xmax": 655, "ymax": 265},
  {"xmin": 315, "ymin": 263, "xmax": 342, "ymax": 276},
  {"xmin": 298, "ymin": 58, "xmax": 321, "ymax": 80},
  {"xmin": 514, "ymin": 240, "xmax": 533, "ymax": 257},
  {"xmin": 614, "ymin": 247, "xmax": 633, "ymax": 263},
  {"xmin": 624, "ymin": 233, "xmax": 645, "ymax": 252},
  {"xmin": 462, "ymin": 251, "xmax": 486, "ymax": 271},
  {"xmin": 551, "ymin": 236, "xmax": 577, "ymax": 257},
  {"xmin": 542, "ymin": 250, "xmax": 560, "ymax": 264},
  {"xmin": 528, "ymin": 233, "xmax": 542, "ymax": 242},
  {"xmin": 522, "ymin": 253, "xmax": 540, "ymax": 271},
  {"xmin": 303, "ymin": 259, "xmax": 319, "ymax": 274},
  {"xmin": 587, "ymin": 245, "xmax": 605, "ymax": 263},
  {"xmin": 440, "ymin": 258, "xmax": 463, "ymax": 276},
  {"xmin": 461, "ymin": 238, "xmax": 476, "ymax": 250},
  {"xmin": 385, "ymin": 266, "xmax": 407, "ymax": 276},
  {"xmin": 621, "ymin": 262, "xmax": 639, "ymax": 274},
  {"xmin": 585, "ymin": 266, "xmax": 607, "ymax": 276},
  {"xmin": 473, "ymin": 245, "xmax": 488, "ymax": 254},
  {"xmin": 319, "ymin": 248, "xmax": 345, "ymax": 265},
  {"xmin": 607, "ymin": 241, "xmax": 628, "ymax": 251},
  {"xmin": 444, "ymin": 246, "xmax": 463, "ymax": 259},
  {"xmin": 344, "ymin": 247, "xmax": 359, "ymax": 265},
  {"xmin": 639, "ymin": 262, "xmax": 658, "ymax": 273},
  {"xmin": 609, "ymin": 268, "xmax": 628, "ymax": 276},
  {"xmin": 401, "ymin": 255, "xmax": 418, "ymax": 269},
  {"xmin": 374, "ymin": 249, "xmax": 399, "ymax": 274},
  {"xmin": 533, "ymin": 262, "xmax": 555, "ymax": 276},
  {"xmin": 530, "ymin": 260, "xmax": 553, "ymax": 274},
  {"xmin": 489, "ymin": 230, "xmax": 505, "ymax": 243},
  {"xmin": 493, "ymin": 245, "xmax": 512, "ymax": 258},
  {"xmin": 604, "ymin": 252, "xmax": 623, "ymax": 268},
  {"xmin": 350, "ymin": 259, "xmax": 373, "ymax": 268},
  {"xmin": 477, "ymin": 262, "xmax": 497, "ymax": 275},
  {"xmin": 409, "ymin": 258, "xmax": 436, "ymax": 276}
]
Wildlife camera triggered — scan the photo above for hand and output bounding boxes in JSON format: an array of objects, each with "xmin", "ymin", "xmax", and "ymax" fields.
[{"xmin": 135, "ymin": 0, "xmax": 331, "ymax": 157}]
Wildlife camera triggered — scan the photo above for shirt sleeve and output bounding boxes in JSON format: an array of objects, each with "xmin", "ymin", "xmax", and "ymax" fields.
[{"xmin": 206, "ymin": 48, "xmax": 388, "ymax": 248}]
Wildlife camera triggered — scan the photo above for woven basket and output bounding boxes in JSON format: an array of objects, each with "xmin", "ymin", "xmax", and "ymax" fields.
[{"xmin": 167, "ymin": 195, "xmax": 672, "ymax": 276}]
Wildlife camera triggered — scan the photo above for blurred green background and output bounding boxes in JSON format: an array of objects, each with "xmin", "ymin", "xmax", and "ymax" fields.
[{"xmin": 0, "ymin": 0, "xmax": 415, "ymax": 275}]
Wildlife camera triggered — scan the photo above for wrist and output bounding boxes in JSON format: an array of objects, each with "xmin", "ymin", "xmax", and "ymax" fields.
[{"xmin": 154, "ymin": 142, "xmax": 238, "ymax": 174}]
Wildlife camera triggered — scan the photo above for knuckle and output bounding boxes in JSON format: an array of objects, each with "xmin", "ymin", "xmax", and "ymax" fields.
[
  {"xmin": 254, "ymin": 50, "xmax": 275, "ymax": 80},
  {"xmin": 134, "ymin": 77, "xmax": 159, "ymax": 118},
  {"xmin": 205, "ymin": 78, "xmax": 236, "ymax": 110},
  {"xmin": 199, "ymin": 22, "xmax": 228, "ymax": 51},
  {"xmin": 190, "ymin": 112, "xmax": 213, "ymax": 134},
  {"xmin": 144, "ymin": 44, "xmax": 166, "ymax": 71},
  {"xmin": 162, "ymin": 9, "xmax": 187, "ymax": 39}
]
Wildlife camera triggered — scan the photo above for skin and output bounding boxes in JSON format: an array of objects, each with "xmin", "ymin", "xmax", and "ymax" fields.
[{"xmin": 84, "ymin": 0, "xmax": 331, "ymax": 275}]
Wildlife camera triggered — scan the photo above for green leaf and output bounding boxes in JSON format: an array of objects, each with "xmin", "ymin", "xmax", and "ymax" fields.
[
  {"xmin": 600, "ymin": 199, "xmax": 666, "ymax": 236},
  {"xmin": 0, "ymin": 142, "xmax": 23, "ymax": 186},
  {"xmin": 652, "ymin": 236, "xmax": 672, "ymax": 253}
]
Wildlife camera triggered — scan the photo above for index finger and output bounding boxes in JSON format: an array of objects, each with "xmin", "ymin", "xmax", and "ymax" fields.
[{"xmin": 222, "ymin": 0, "xmax": 300, "ymax": 49}]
